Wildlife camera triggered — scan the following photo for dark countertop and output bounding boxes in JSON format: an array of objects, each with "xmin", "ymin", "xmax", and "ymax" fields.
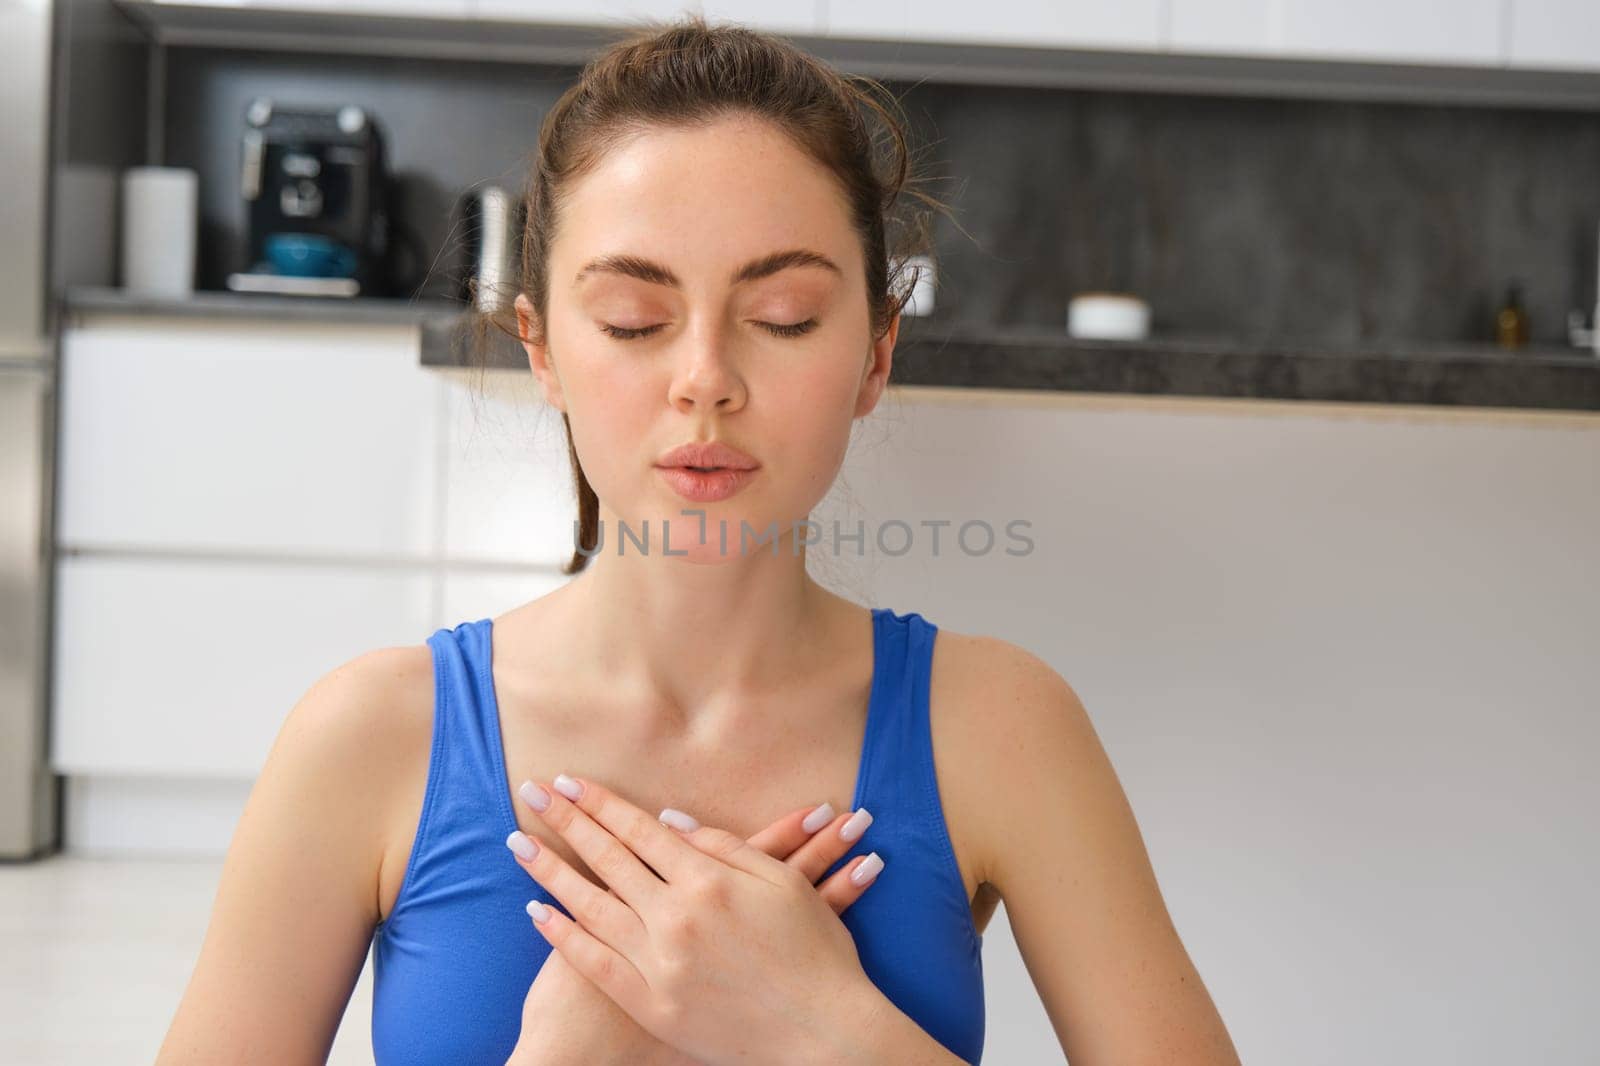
[
  {"xmin": 61, "ymin": 285, "xmax": 463, "ymax": 326},
  {"xmin": 888, "ymin": 324, "xmax": 1600, "ymax": 412},
  {"xmin": 61, "ymin": 288, "xmax": 1600, "ymax": 413},
  {"xmin": 420, "ymin": 312, "xmax": 1600, "ymax": 414}
]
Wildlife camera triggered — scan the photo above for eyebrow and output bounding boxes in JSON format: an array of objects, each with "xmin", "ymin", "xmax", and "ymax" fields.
[{"xmin": 573, "ymin": 248, "xmax": 843, "ymax": 289}]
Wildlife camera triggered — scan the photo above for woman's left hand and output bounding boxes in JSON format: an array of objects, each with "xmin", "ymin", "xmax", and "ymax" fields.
[{"xmin": 515, "ymin": 772, "xmax": 884, "ymax": 1066}]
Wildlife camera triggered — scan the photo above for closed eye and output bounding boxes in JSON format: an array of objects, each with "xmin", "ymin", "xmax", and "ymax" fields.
[
  {"xmin": 598, "ymin": 323, "xmax": 664, "ymax": 340},
  {"xmin": 599, "ymin": 319, "xmax": 819, "ymax": 341},
  {"xmin": 763, "ymin": 319, "xmax": 818, "ymax": 338}
]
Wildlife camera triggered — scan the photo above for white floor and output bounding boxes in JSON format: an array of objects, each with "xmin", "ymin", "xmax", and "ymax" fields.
[{"xmin": 0, "ymin": 853, "xmax": 375, "ymax": 1065}]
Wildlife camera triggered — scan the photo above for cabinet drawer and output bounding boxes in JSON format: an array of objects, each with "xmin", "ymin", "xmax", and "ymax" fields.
[
  {"xmin": 49, "ymin": 553, "xmax": 435, "ymax": 777},
  {"xmin": 57, "ymin": 317, "xmax": 443, "ymax": 557}
]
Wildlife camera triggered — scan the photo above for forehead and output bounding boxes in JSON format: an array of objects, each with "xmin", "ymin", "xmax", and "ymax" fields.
[{"xmin": 554, "ymin": 116, "xmax": 859, "ymax": 283}]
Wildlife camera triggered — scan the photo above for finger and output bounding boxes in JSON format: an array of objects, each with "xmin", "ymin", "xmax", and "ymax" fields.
[
  {"xmin": 742, "ymin": 803, "xmax": 879, "ymax": 915},
  {"xmin": 505, "ymin": 828, "xmax": 647, "ymax": 957},
  {"xmin": 814, "ymin": 850, "xmax": 885, "ymax": 914},
  {"xmin": 745, "ymin": 801, "xmax": 837, "ymax": 860},
  {"xmin": 666, "ymin": 818, "xmax": 790, "ymax": 884},
  {"xmin": 780, "ymin": 806, "xmax": 875, "ymax": 885},
  {"xmin": 525, "ymin": 896, "xmax": 651, "ymax": 1022},
  {"xmin": 517, "ymin": 776, "xmax": 672, "ymax": 910}
]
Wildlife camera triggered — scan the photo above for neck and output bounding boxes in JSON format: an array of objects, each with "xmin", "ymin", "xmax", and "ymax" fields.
[{"xmin": 550, "ymin": 505, "xmax": 853, "ymax": 734}]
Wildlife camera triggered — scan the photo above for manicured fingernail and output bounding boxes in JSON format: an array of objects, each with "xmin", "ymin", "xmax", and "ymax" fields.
[
  {"xmin": 526, "ymin": 899, "xmax": 551, "ymax": 924},
  {"xmin": 850, "ymin": 852, "xmax": 884, "ymax": 887},
  {"xmin": 518, "ymin": 780, "xmax": 551, "ymax": 812},
  {"xmin": 801, "ymin": 802, "xmax": 835, "ymax": 834},
  {"xmin": 552, "ymin": 773, "xmax": 584, "ymax": 801},
  {"xmin": 506, "ymin": 830, "xmax": 539, "ymax": 861},
  {"xmin": 840, "ymin": 807, "xmax": 873, "ymax": 842},
  {"xmin": 659, "ymin": 807, "xmax": 700, "ymax": 833}
]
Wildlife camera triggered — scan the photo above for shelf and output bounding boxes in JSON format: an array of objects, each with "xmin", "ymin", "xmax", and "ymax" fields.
[
  {"xmin": 111, "ymin": 0, "xmax": 1600, "ymax": 112},
  {"xmin": 61, "ymin": 285, "xmax": 464, "ymax": 326}
]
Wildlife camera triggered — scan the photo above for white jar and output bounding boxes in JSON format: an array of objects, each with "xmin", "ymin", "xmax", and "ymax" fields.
[
  {"xmin": 1067, "ymin": 292, "xmax": 1150, "ymax": 340},
  {"xmin": 120, "ymin": 166, "xmax": 198, "ymax": 297}
]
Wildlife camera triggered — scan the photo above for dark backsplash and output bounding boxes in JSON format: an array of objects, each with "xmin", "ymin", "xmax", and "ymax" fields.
[{"xmin": 162, "ymin": 46, "xmax": 1600, "ymax": 347}]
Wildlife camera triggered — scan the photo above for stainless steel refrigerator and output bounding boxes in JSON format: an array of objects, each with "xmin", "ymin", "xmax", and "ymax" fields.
[{"xmin": 1, "ymin": 0, "xmax": 60, "ymax": 861}]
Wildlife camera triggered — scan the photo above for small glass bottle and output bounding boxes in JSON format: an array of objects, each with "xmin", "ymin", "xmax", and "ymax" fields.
[{"xmin": 1496, "ymin": 282, "xmax": 1529, "ymax": 350}]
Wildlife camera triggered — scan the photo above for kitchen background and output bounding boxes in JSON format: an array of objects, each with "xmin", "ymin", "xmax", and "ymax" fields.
[
  {"xmin": 107, "ymin": 42, "xmax": 1600, "ymax": 344},
  {"xmin": 4, "ymin": 1, "xmax": 1599, "ymax": 1064}
]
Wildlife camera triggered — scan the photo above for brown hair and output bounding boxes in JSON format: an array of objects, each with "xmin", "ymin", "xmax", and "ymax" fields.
[{"xmin": 462, "ymin": 13, "xmax": 954, "ymax": 575}]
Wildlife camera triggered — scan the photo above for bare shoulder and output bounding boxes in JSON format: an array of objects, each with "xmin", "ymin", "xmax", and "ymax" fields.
[
  {"xmin": 928, "ymin": 626, "xmax": 1093, "ymax": 888},
  {"xmin": 295, "ymin": 642, "xmax": 438, "ymax": 919},
  {"xmin": 263, "ymin": 641, "xmax": 437, "ymax": 920},
  {"xmin": 929, "ymin": 626, "xmax": 1078, "ymax": 709},
  {"xmin": 283, "ymin": 642, "xmax": 436, "ymax": 796}
]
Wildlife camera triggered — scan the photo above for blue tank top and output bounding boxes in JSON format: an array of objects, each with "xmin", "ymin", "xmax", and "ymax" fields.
[{"xmin": 370, "ymin": 606, "xmax": 985, "ymax": 1064}]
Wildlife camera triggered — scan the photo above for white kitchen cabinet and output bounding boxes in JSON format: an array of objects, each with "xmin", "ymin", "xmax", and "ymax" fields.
[
  {"xmin": 438, "ymin": 367, "xmax": 578, "ymax": 567},
  {"xmin": 1507, "ymin": 0, "xmax": 1600, "ymax": 71},
  {"xmin": 700, "ymin": 0, "xmax": 823, "ymax": 36},
  {"xmin": 49, "ymin": 553, "xmax": 435, "ymax": 778},
  {"xmin": 1168, "ymin": 0, "xmax": 1504, "ymax": 66},
  {"xmin": 471, "ymin": 0, "xmax": 700, "ymax": 25},
  {"xmin": 825, "ymin": 0, "xmax": 1163, "ymax": 52},
  {"xmin": 57, "ymin": 316, "xmax": 443, "ymax": 558},
  {"xmin": 150, "ymin": 0, "xmax": 818, "ymax": 36},
  {"xmin": 48, "ymin": 310, "xmax": 587, "ymax": 854},
  {"xmin": 146, "ymin": 0, "xmax": 472, "ymax": 15}
]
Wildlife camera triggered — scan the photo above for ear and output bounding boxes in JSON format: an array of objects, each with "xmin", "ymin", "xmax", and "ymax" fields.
[
  {"xmin": 853, "ymin": 308, "xmax": 898, "ymax": 419},
  {"xmin": 515, "ymin": 292, "xmax": 566, "ymax": 412}
]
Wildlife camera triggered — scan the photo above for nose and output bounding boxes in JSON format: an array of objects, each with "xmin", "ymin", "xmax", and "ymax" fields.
[{"xmin": 667, "ymin": 325, "xmax": 748, "ymax": 413}]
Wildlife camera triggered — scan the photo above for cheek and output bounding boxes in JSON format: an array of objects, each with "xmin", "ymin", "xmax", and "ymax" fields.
[
  {"xmin": 560, "ymin": 358, "xmax": 657, "ymax": 478},
  {"xmin": 766, "ymin": 362, "xmax": 863, "ymax": 485}
]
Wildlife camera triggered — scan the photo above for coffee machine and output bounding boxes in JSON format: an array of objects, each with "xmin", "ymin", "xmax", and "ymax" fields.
[{"xmin": 227, "ymin": 98, "xmax": 392, "ymax": 297}]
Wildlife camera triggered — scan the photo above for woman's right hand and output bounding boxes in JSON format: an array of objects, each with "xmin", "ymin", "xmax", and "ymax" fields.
[{"xmin": 504, "ymin": 799, "xmax": 881, "ymax": 1066}]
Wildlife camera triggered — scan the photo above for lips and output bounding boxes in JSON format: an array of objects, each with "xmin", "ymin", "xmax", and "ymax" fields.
[
  {"xmin": 655, "ymin": 440, "xmax": 759, "ymax": 471},
  {"xmin": 656, "ymin": 465, "xmax": 757, "ymax": 503}
]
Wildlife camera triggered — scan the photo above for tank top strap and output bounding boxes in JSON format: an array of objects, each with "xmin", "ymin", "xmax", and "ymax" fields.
[
  {"xmin": 856, "ymin": 607, "xmax": 941, "ymax": 821},
  {"xmin": 409, "ymin": 619, "xmax": 518, "ymax": 868},
  {"xmin": 425, "ymin": 614, "xmax": 505, "ymax": 797},
  {"xmin": 372, "ymin": 618, "xmax": 543, "ymax": 1064},
  {"xmin": 845, "ymin": 606, "xmax": 982, "ymax": 976}
]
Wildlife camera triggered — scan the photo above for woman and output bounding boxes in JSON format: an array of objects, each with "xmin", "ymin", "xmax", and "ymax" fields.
[{"xmin": 157, "ymin": 16, "xmax": 1240, "ymax": 1066}]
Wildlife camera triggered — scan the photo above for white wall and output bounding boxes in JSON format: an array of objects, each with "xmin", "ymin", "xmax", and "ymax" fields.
[{"xmin": 820, "ymin": 387, "xmax": 1600, "ymax": 1065}]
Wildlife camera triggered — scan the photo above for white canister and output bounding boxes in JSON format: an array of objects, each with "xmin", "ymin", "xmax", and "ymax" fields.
[
  {"xmin": 120, "ymin": 166, "xmax": 198, "ymax": 296},
  {"xmin": 1067, "ymin": 292, "xmax": 1150, "ymax": 340}
]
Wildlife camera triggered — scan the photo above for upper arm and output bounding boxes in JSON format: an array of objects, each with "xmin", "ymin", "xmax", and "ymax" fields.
[
  {"xmin": 951, "ymin": 636, "xmax": 1241, "ymax": 1066},
  {"xmin": 155, "ymin": 643, "xmax": 434, "ymax": 1065}
]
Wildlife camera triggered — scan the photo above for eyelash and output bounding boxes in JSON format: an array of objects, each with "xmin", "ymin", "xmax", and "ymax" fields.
[{"xmin": 599, "ymin": 319, "xmax": 819, "ymax": 341}]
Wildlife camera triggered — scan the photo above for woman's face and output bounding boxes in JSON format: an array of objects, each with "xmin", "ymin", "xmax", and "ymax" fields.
[{"xmin": 517, "ymin": 114, "xmax": 897, "ymax": 563}]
